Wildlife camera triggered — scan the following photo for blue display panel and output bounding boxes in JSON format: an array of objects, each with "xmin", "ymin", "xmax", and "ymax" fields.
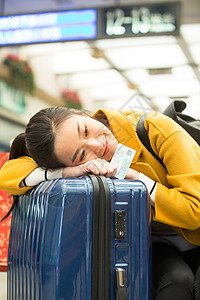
[{"xmin": 0, "ymin": 9, "xmax": 97, "ymax": 45}]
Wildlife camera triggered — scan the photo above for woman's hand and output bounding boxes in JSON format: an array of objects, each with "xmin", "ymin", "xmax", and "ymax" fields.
[
  {"xmin": 125, "ymin": 168, "xmax": 140, "ymax": 180},
  {"xmin": 62, "ymin": 159, "xmax": 117, "ymax": 178}
]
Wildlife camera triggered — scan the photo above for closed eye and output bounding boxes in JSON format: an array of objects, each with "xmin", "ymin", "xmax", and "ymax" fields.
[
  {"xmin": 80, "ymin": 149, "xmax": 85, "ymax": 162},
  {"xmin": 85, "ymin": 126, "xmax": 88, "ymax": 137}
]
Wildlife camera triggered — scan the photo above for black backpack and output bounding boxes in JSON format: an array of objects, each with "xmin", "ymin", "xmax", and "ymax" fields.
[{"xmin": 136, "ymin": 100, "xmax": 200, "ymax": 166}]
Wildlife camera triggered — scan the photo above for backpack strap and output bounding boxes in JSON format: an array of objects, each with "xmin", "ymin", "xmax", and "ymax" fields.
[{"xmin": 136, "ymin": 114, "xmax": 164, "ymax": 166}]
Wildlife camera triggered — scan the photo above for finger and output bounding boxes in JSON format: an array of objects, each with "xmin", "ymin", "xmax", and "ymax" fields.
[
  {"xmin": 99, "ymin": 163, "xmax": 117, "ymax": 177},
  {"xmin": 83, "ymin": 162, "xmax": 100, "ymax": 175},
  {"xmin": 87, "ymin": 159, "xmax": 117, "ymax": 176},
  {"xmin": 103, "ymin": 162, "xmax": 117, "ymax": 175},
  {"xmin": 92, "ymin": 160, "xmax": 108, "ymax": 174},
  {"xmin": 105, "ymin": 168, "xmax": 117, "ymax": 178}
]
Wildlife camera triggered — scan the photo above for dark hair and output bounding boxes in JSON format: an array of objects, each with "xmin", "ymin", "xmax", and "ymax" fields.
[
  {"xmin": 9, "ymin": 132, "xmax": 29, "ymax": 159},
  {"xmin": 0, "ymin": 106, "xmax": 88, "ymax": 223},
  {"xmin": 0, "ymin": 106, "xmax": 110, "ymax": 223},
  {"xmin": 10, "ymin": 106, "xmax": 87, "ymax": 168}
]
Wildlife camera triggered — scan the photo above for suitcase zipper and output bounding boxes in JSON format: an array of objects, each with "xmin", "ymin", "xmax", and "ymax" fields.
[{"xmin": 89, "ymin": 175, "xmax": 111, "ymax": 300}]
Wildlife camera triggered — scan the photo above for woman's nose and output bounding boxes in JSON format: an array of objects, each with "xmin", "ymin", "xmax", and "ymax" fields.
[{"xmin": 85, "ymin": 138, "xmax": 103, "ymax": 153}]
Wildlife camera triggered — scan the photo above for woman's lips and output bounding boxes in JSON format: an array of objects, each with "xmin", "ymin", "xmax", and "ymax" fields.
[{"xmin": 103, "ymin": 137, "xmax": 110, "ymax": 157}]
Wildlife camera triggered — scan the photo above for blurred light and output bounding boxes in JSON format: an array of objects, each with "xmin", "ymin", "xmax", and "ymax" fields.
[
  {"xmin": 21, "ymin": 41, "xmax": 89, "ymax": 56},
  {"xmin": 172, "ymin": 65, "xmax": 195, "ymax": 78},
  {"xmin": 125, "ymin": 69, "xmax": 149, "ymax": 84},
  {"xmin": 189, "ymin": 44, "xmax": 200, "ymax": 64},
  {"xmin": 151, "ymin": 96, "xmax": 172, "ymax": 111},
  {"xmin": 139, "ymin": 77, "xmax": 200, "ymax": 97},
  {"xmin": 53, "ymin": 49, "xmax": 110, "ymax": 73},
  {"xmin": 104, "ymin": 43, "xmax": 187, "ymax": 69},
  {"xmin": 96, "ymin": 35, "xmax": 176, "ymax": 49},
  {"xmin": 184, "ymin": 95, "xmax": 200, "ymax": 119},
  {"xmin": 68, "ymin": 69, "xmax": 125, "ymax": 88},
  {"xmin": 181, "ymin": 24, "xmax": 200, "ymax": 43},
  {"xmin": 91, "ymin": 83, "xmax": 133, "ymax": 100}
]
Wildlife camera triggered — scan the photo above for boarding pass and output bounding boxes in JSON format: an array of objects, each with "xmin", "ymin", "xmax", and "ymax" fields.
[{"xmin": 110, "ymin": 143, "xmax": 136, "ymax": 179}]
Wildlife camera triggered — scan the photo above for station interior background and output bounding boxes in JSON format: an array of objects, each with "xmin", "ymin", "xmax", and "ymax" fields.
[
  {"xmin": 0, "ymin": 0, "xmax": 200, "ymax": 152},
  {"xmin": 0, "ymin": 0, "xmax": 200, "ymax": 299}
]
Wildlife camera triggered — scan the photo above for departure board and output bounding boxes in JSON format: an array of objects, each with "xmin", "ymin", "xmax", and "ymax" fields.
[{"xmin": 0, "ymin": 3, "xmax": 180, "ymax": 46}]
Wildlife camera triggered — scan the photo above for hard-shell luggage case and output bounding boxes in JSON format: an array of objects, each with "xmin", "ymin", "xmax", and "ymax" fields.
[{"xmin": 7, "ymin": 176, "xmax": 152, "ymax": 300}]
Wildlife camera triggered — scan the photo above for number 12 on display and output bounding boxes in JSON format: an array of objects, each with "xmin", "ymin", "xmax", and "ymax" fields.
[{"xmin": 105, "ymin": 7, "xmax": 176, "ymax": 36}]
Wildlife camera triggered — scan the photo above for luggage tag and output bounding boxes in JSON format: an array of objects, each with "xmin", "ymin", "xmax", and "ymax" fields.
[{"xmin": 110, "ymin": 143, "xmax": 136, "ymax": 179}]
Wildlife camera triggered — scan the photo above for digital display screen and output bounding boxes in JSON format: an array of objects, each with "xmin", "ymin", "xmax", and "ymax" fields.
[
  {"xmin": 0, "ymin": 3, "xmax": 180, "ymax": 46},
  {"xmin": 99, "ymin": 2, "xmax": 180, "ymax": 39},
  {"xmin": 0, "ymin": 9, "xmax": 97, "ymax": 45}
]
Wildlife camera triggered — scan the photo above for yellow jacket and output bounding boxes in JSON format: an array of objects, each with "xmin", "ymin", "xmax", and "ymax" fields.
[{"xmin": 0, "ymin": 109, "xmax": 200, "ymax": 245}]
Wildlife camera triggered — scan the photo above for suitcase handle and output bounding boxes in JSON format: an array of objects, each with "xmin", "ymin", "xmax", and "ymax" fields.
[{"xmin": 114, "ymin": 268, "xmax": 127, "ymax": 300}]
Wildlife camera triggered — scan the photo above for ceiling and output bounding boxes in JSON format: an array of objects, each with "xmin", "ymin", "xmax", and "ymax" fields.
[{"xmin": 0, "ymin": 0, "xmax": 200, "ymax": 117}]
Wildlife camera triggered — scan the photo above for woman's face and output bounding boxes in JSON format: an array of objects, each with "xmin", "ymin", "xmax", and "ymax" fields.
[{"xmin": 54, "ymin": 115, "xmax": 118, "ymax": 167}]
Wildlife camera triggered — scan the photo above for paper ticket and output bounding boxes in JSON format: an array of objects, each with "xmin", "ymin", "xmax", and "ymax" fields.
[{"xmin": 110, "ymin": 143, "xmax": 136, "ymax": 179}]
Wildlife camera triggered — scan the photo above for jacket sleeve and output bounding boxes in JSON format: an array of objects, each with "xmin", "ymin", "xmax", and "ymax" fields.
[
  {"xmin": 0, "ymin": 156, "xmax": 38, "ymax": 195},
  {"xmin": 147, "ymin": 114, "xmax": 200, "ymax": 230}
]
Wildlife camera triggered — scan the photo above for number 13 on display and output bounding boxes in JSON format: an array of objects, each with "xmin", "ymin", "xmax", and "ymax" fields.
[{"xmin": 105, "ymin": 7, "xmax": 176, "ymax": 36}]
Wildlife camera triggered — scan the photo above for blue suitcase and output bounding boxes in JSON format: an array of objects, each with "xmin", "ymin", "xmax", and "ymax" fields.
[{"xmin": 7, "ymin": 175, "xmax": 152, "ymax": 300}]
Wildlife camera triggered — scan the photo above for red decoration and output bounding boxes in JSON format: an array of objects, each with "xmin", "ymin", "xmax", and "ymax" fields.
[
  {"xmin": 3, "ymin": 53, "xmax": 35, "ymax": 94},
  {"xmin": 61, "ymin": 89, "xmax": 83, "ymax": 109},
  {"xmin": 0, "ymin": 153, "xmax": 13, "ymax": 272}
]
